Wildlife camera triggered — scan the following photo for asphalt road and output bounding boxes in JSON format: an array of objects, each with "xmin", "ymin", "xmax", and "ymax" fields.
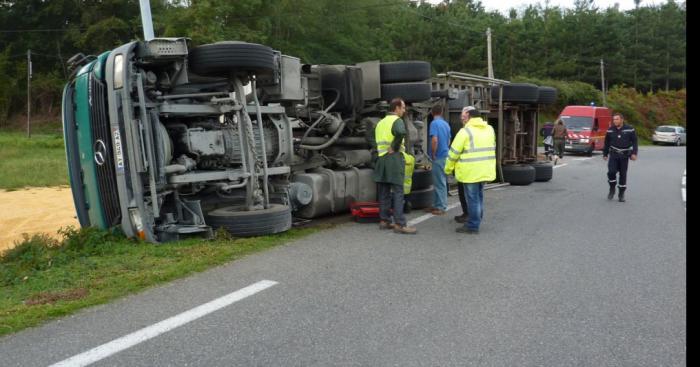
[{"xmin": 0, "ymin": 146, "xmax": 686, "ymax": 367}]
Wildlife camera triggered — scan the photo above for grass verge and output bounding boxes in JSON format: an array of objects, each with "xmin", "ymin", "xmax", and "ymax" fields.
[
  {"xmin": 0, "ymin": 131, "xmax": 68, "ymax": 190},
  {"xmin": 0, "ymin": 224, "xmax": 330, "ymax": 337}
]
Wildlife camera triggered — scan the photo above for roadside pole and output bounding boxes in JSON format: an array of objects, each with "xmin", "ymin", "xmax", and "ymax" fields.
[
  {"xmin": 27, "ymin": 49, "xmax": 31, "ymax": 138},
  {"xmin": 600, "ymin": 59, "xmax": 607, "ymax": 107}
]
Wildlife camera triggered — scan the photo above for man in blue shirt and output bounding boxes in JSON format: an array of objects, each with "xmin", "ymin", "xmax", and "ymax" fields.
[{"xmin": 428, "ymin": 104, "xmax": 451, "ymax": 215}]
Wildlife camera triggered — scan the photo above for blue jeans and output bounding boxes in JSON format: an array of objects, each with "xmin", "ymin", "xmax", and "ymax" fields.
[
  {"xmin": 463, "ymin": 183, "xmax": 484, "ymax": 231},
  {"xmin": 431, "ymin": 157, "xmax": 448, "ymax": 211},
  {"xmin": 378, "ymin": 182, "xmax": 406, "ymax": 227}
]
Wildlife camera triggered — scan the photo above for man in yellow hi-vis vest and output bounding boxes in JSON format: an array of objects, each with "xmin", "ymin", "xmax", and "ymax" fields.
[
  {"xmin": 372, "ymin": 98, "xmax": 417, "ymax": 234},
  {"xmin": 445, "ymin": 106, "xmax": 496, "ymax": 234}
]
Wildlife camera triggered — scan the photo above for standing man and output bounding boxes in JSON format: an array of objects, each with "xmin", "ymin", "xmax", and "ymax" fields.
[
  {"xmin": 540, "ymin": 121, "xmax": 554, "ymax": 160},
  {"xmin": 428, "ymin": 104, "xmax": 451, "ymax": 215},
  {"xmin": 454, "ymin": 107, "xmax": 472, "ymax": 223},
  {"xmin": 373, "ymin": 98, "xmax": 417, "ymax": 234},
  {"xmin": 552, "ymin": 119, "xmax": 568, "ymax": 165},
  {"xmin": 445, "ymin": 106, "xmax": 496, "ymax": 234},
  {"xmin": 603, "ymin": 113, "xmax": 638, "ymax": 202}
]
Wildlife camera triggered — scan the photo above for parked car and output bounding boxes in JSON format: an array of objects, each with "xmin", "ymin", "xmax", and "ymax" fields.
[{"xmin": 652, "ymin": 125, "xmax": 687, "ymax": 146}]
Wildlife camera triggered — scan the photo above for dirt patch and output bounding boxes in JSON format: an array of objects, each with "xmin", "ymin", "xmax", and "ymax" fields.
[
  {"xmin": 0, "ymin": 187, "xmax": 79, "ymax": 253},
  {"xmin": 24, "ymin": 288, "xmax": 89, "ymax": 306}
]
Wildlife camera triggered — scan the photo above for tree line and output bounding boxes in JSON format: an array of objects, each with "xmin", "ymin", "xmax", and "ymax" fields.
[{"xmin": 0, "ymin": 0, "xmax": 686, "ymax": 126}]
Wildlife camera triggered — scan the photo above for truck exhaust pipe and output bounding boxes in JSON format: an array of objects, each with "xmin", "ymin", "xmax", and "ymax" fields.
[{"xmin": 139, "ymin": 0, "xmax": 155, "ymax": 41}]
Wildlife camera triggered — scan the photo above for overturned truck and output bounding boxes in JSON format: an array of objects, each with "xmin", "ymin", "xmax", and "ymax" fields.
[{"xmin": 62, "ymin": 38, "xmax": 555, "ymax": 242}]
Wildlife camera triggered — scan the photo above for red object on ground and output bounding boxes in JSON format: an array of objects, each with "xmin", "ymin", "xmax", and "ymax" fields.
[{"xmin": 350, "ymin": 201, "xmax": 383, "ymax": 223}]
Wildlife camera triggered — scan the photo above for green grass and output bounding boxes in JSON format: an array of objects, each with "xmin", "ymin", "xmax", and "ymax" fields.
[
  {"xmin": 0, "ymin": 132, "xmax": 68, "ymax": 190},
  {"xmin": 0, "ymin": 224, "xmax": 330, "ymax": 337}
]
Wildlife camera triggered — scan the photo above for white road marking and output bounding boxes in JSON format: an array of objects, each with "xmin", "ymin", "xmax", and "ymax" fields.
[
  {"xmin": 681, "ymin": 170, "xmax": 686, "ymax": 210},
  {"xmin": 407, "ymin": 183, "xmax": 509, "ymax": 227},
  {"xmin": 49, "ymin": 280, "xmax": 278, "ymax": 367},
  {"xmin": 573, "ymin": 157, "xmax": 594, "ymax": 161},
  {"xmin": 552, "ymin": 163, "xmax": 569, "ymax": 169}
]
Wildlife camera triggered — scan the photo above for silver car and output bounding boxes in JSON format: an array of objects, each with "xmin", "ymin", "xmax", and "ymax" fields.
[{"xmin": 652, "ymin": 125, "xmax": 687, "ymax": 146}]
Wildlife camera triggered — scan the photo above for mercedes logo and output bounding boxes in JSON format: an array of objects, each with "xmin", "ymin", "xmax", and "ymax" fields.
[{"xmin": 93, "ymin": 140, "xmax": 107, "ymax": 166}]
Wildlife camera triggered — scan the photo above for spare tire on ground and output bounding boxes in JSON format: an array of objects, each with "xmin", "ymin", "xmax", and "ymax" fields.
[
  {"xmin": 406, "ymin": 185, "xmax": 434, "ymax": 210},
  {"xmin": 411, "ymin": 168, "xmax": 433, "ymax": 191},
  {"xmin": 380, "ymin": 61, "xmax": 431, "ymax": 83},
  {"xmin": 502, "ymin": 164, "xmax": 536, "ymax": 185},
  {"xmin": 530, "ymin": 161, "xmax": 554, "ymax": 182},
  {"xmin": 205, "ymin": 204, "xmax": 292, "ymax": 237},
  {"xmin": 188, "ymin": 42, "xmax": 276, "ymax": 77},
  {"xmin": 491, "ymin": 83, "xmax": 540, "ymax": 104}
]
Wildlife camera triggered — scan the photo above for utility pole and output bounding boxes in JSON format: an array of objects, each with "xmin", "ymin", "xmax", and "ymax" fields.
[
  {"xmin": 27, "ymin": 49, "xmax": 31, "ymax": 138},
  {"xmin": 486, "ymin": 27, "xmax": 494, "ymax": 80},
  {"xmin": 600, "ymin": 58, "xmax": 606, "ymax": 107}
]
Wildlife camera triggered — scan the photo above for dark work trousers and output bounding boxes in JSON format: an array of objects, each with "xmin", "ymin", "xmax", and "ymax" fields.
[
  {"xmin": 553, "ymin": 138, "xmax": 566, "ymax": 158},
  {"xmin": 457, "ymin": 182, "xmax": 468, "ymax": 216},
  {"xmin": 607, "ymin": 152, "xmax": 630, "ymax": 187},
  {"xmin": 378, "ymin": 182, "xmax": 406, "ymax": 227}
]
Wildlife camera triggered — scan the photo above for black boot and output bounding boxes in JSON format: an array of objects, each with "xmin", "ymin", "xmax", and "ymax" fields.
[
  {"xmin": 608, "ymin": 182, "xmax": 616, "ymax": 200},
  {"xmin": 618, "ymin": 187, "xmax": 626, "ymax": 202}
]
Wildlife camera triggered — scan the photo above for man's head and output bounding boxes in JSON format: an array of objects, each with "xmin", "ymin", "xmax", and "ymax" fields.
[
  {"xmin": 461, "ymin": 106, "xmax": 477, "ymax": 123},
  {"xmin": 431, "ymin": 104, "xmax": 443, "ymax": 117},
  {"xmin": 389, "ymin": 98, "xmax": 406, "ymax": 117},
  {"xmin": 613, "ymin": 113, "xmax": 624, "ymax": 127}
]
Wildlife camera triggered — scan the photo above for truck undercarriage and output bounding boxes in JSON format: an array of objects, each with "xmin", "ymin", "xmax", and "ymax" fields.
[{"xmin": 63, "ymin": 38, "xmax": 555, "ymax": 242}]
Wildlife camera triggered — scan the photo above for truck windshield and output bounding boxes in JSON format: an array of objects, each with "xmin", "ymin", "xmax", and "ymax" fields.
[{"xmin": 560, "ymin": 116, "xmax": 593, "ymax": 130}]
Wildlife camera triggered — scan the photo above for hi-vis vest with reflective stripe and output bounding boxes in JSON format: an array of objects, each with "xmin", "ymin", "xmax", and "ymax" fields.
[
  {"xmin": 375, "ymin": 115, "xmax": 404, "ymax": 157},
  {"xmin": 445, "ymin": 117, "xmax": 496, "ymax": 183}
]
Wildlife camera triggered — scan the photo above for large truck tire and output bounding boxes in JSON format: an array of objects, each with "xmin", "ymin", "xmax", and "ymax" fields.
[
  {"xmin": 537, "ymin": 86, "xmax": 558, "ymax": 105},
  {"xmin": 530, "ymin": 161, "xmax": 553, "ymax": 182},
  {"xmin": 491, "ymin": 83, "xmax": 539, "ymax": 104},
  {"xmin": 381, "ymin": 82, "xmax": 432, "ymax": 103},
  {"xmin": 502, "ymin": 164, "xmax": 536, "ymax": 185},
  {"xmin": 380, "ymin": 61, "xmax": 431, "ymax": 83},
  {"xmin": 205, "ymin": 204, "xmax": 292, "ymax": 237},
  {"xmin": 411, "ymin": 168, "xmax": 433, "ymax": 191},
  {"xmin": 189, "ymin": 42, "xmax": 276, "ymax": 76}
]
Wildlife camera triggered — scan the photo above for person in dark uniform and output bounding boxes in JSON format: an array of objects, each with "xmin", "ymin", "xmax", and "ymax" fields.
[{"xmin": 603, "ymin": 113, "xmax": 638, "ymax": 202}]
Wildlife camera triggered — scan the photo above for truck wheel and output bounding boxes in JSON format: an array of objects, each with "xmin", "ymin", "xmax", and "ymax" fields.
[
  {"xmin": 530, "ymin": 161, "xmax": 553, "ymax": 182},
  {"xmin": 205, "ymin": 204, "xmax": 292, "ymax": 237},
  {"xmin": 411, "ymin": 168, "xmax": 433, "ymax": 191},
  {"xmin": 188, "ymin": 42, "xmax": 276, "ymax": 76},
  {"xmin": 406, "ymin": 185, "xmax": 434, "ymax": 209},
  {"xmin": 491, "ymin": 83, "xmax": 539, "ymax": 104},
  {"xmin": 537, "ymin": 86, "xmax": 557, "ymax": 105},
  {"xmin": 381, "ymin": 82, "xmax": 431, "ymax": 103},
  {"xmin": 380, "ymin": 61, "xmax": 431, "ymax": 83},
  {"xmin": 502, "ymin": 164, "xmax": 536, "ymax": 185}
]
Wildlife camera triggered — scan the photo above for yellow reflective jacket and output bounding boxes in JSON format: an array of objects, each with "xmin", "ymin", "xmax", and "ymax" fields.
[
  {"xmin": 375, "ymin": 115, "xmax": 404, "ymax": 157},
  {"xmin": 444, "ymin": 117, "xmax": 496, "ymax": 183}
]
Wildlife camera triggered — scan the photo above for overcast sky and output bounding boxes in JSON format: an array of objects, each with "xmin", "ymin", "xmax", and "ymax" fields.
[{"xmin": 424, "ymin": 0, "xmax": 656, "ymax": 15}]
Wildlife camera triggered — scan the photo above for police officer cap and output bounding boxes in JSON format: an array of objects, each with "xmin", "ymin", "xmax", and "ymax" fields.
[{"xmin": 462, "ymin": 106, "xmax": 477, "ymax": 114}]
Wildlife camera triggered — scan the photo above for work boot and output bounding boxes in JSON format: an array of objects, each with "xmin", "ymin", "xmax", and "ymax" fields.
[
  {"xmin": 394, "ymin": 225, "xmax": 417, "ymax": 235},
  {"xmin": 608, "ymin": 182, "xmax": 616, "ymax": 200},
  {"xmin": 379, "ymin": 221, "xmax": 396, "ymax": 230},
  {"xmin": 454, "ymin": 214, "xmax": 468, "ymax": 223},
  {"xmin": 618, "ymin": 187, "xmax": 626, "ymax": 202}
]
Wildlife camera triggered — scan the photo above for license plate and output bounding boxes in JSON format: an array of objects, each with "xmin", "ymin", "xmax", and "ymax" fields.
[{"xmin": 565, "ymin": 145, "xmax": 572, "ymax": 149}]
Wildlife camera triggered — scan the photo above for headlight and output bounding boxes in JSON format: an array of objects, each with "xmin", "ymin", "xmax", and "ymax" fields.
[{"xmin": 114, "ymin": 54, "xmax": 124, "ymax": 89}]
